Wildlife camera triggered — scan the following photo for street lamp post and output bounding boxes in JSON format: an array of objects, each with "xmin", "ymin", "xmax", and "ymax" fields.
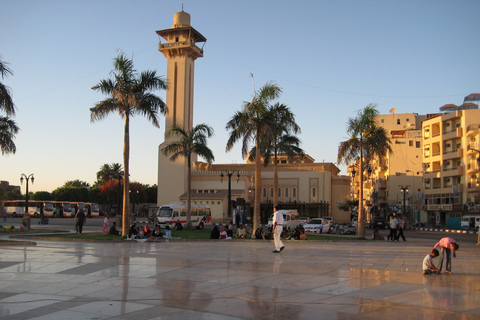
[
  {"xmin": 20, "ymin": 174, "xmax": 34, "ymax": 215},
  {"xmin": 220, "ymin": 170, "xmax": 240, "ymax": 222},
  {"xmin": 400, "ymin": 185, "xmax": 409, "ymax": 219},
  {"xmin": 406, "ymin": 170, "xmax": 415, "ymax": 224}
]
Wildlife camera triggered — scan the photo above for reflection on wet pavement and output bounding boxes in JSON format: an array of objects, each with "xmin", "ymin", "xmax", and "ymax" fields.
[{"xmin": 0, "ymin": 237, "xmax": 479, "ymax": 319}]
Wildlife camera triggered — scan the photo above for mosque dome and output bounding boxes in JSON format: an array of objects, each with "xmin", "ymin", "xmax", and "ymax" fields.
[{"xmin": 173, "ymin": 10, "xmax": 191, "ymax": 28}]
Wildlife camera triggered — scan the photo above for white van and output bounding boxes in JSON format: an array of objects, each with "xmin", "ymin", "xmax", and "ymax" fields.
[
  {"xmin": 461, "ymin": 216, "xmax": 479, "ymax": 230},
  {"xmin": 156, "ymin": 203, "xmax": 212, "ymax": 229},
  {"xmin": 267, "ymin": 210, "xmax": 300, "ymax": 231}
]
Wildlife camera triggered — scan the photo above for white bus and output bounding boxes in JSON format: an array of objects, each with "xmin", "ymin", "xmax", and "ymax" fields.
[
  {"xmin": 53, "ymin": 201, "xmax": 74, "ymax": 217},
  {"xmin": 461, "ymin": 216, "xmax": 479, "ymax": 230},
  {"xmin": 85, "ymin": 203, "xmax": 100, "ymax": 217},
  {"xmin": 156, "ymin": 203, "xmax": 212, "ymax": 229},
  {"xmin": 4, "ymin": 200, "xmax": 55, "ymax": 217}
]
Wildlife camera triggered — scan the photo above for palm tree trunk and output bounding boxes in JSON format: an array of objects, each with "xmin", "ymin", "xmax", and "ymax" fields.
[
  {"xmin": 122, "ymin": 115, "xmax": 131, "ymax": 237},
  {"xmin": 253, "ymin": 138, "xmax": 261, "ymax": 237},
  {"xmin": 186, "ymin": 156, "xmax": 192, "ymax": 229},
  {"xmin": 357, "ymin": 147, "xmax": 365, "ymax": 238},
  {"xmin": 273, "ymin": 154, "xmax": 278, "ymax": 207}
]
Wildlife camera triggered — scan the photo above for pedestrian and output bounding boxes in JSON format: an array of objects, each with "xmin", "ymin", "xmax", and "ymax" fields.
[
  {"xmin": 272, "ymin": 206, "xmax": 285, "ymax": 253},
  {"xmin": 387, "ymin": 213, "xmax": 398, "ymax": 241},
  {"xmin": 75, "ymin": 208, "xmax": 86, "ymax": 234},
  {"xmin": 109, "ymin": 221, "xmax": 120, "ymax": 235},
  {"xmin": 101, "ymin": 214, "xmax": 109, "ymax": 233},
  {"xmin": 396, "ymin": 215, "xmax": 406, "ymax": 241},
  {"xmin": 422, "ymin": 249, "xmax": 440, "ymax": 275},
  {"xmin": 433, "ymin": 237, "xmax": 459, "ymax": 274}
]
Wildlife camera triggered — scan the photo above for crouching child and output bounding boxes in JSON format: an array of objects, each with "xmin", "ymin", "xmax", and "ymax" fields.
[{"xmin": 422, "ymin": 249, "xmax": 440, "ymax": 275}]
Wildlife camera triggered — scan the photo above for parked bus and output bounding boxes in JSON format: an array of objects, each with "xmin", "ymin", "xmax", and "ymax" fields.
[
  {"xmin": 53, "ymin": 201, "xmax": 74, "ymax": 218},
  {"xmin": 4, "ymin": 200, "xmax": 55, "ymax": 217},
  {"xmin": 156, "ymin": 203, "xmax": 212, "ymax": 229},
  {"xmin": 71, "ymin": 202, "xmax": 87, "ymax": 216},
  {"xmin": 85, "ymin": 203, "xmax": 100, "ymax": 217}
]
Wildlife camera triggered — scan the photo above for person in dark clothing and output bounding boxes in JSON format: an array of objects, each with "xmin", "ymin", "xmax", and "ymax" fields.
[
  {"xmin": 210, "ymin": 225, "xmax": 220, "ymax": 239},
  {"xmin": 75, "ymin": 209, "xmax": 86, "ymax": 234},
  {"xmin": 174, "ymin": 220, "xmax": 183, "ymax": 230},
  {"xmin": 109, "ymin": 222, "xmax": 120, "ymax": 235},
  {"xmin": 129, "ymin": 223, "xmax": 138, "ymax": 238}
]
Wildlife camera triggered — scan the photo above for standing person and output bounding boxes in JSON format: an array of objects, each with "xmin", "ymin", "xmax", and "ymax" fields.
[
  {"xmin": 75, "ymin": 208, "xmax": 86, "ymax": 234},
  {"xmin": 272, "ymin": 206, "xmax": 285, "ymax": 253},
  {"xmin": 101, "ymin": 214, "xmax": 109, "ymax": 233},
  {"xmin": 396, "ymin": 215, "xmax": 406, "ymax": 241},
  {"xmin": 433, "ymin": 237, "xmax": 459, "ymax": 274},
  {"xmin": 387, "ymin": 213, "xmax": 398, "ymax": 241}
]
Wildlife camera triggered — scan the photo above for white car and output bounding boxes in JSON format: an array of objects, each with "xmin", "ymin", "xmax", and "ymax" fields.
[{"xmin": 303, "ymin": 218, "xmax": 330, "ymax": 234}]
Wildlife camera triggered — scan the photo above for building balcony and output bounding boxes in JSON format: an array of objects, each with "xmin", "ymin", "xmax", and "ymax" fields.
[
  {"xmin": 442, "ymin": 166, "xmax": 463, "ymax": 177},
  {"xmin": 378, "ymin": 179, "xmax": 387, "ymax": 189},
  {"xmin": 442, "ymin": 110, "xmax": 462, "ymax": 121},
  {"xmin": 424, "ymin": 171, "xmax": 441, "ymax": 179},
  {"xmin": 467, "ymin": 182, "xmax": 480, "ymax": 191},
  {"xmin": 467, "ymin": 163, "xmax": 479, "ymax": 174},
  {"xmin": 466, "ymin": 123, "xmax": 480, "ymax": 137},
  {"xmin": 442, "ymin": 127, "xmax": 463, "ymax": 140},
  {"xmin": 442, "ymin": 147, "xmax": 463, "ymax": 160}
]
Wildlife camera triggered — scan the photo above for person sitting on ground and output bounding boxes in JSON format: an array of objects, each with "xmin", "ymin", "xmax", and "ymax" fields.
[
  {"xmin": 144, "ymin": 225, "xmax": 152, "ymax": 239},
  {"xmin": 299, "ymin": 230, "xmax": 307, "ymax": 240},
  {"xmin": 220, "ymin": 226, "xmax": 232, "ymax": 240},
  {"xmin": 236, "ymin": 224, "xmax": 247, "ymax": 239},
  {"xmin": 109, "ymin": 222, "xmax": 120, "ymax": 235},
  {"xmin": 153, "ymin": 225, "xmax": 163, "ymax": 238},
  {"xmin": 174, "ymin": 220, "xmax": 183, "ymax": 230},
  {"xmin": 128, "ymin": 222, "xmax": 138, "ymax": 238},
  {"xmin": 255, "ymin": 227, "xmax": 265, "ymax": 240},
  {"xmin": 227, "ymin": 221, "xmax": 234, "ymax": 238},
  {"xmin": 163, "ymin": 225, "xmax": 172, "ymax": 239},
  {"xmin": 423, "ymin": 249, "xmax": 440, "ymax": 275},
  {"xmin": 210, "ymin": 225, "xmax": 220, "ymax": 239},
  {"xmin": 372, "ymin": 227, "xmax": 385, "ymax": 240}
]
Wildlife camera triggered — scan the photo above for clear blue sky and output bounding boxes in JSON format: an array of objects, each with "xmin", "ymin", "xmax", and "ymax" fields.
[{"xmin": 1, "ymin": 0, "xmax": 479, "ymax": 193}]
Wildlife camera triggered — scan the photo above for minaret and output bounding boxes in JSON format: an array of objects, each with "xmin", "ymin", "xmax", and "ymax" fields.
[{"xmin": 157, "ymin": 10, "xmax": 206, "ymax": 206}]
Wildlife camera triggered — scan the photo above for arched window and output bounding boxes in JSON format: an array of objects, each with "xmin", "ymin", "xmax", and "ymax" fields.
[{"xmin": 285, "ymin": 188, "xmax": 289, "ymax": 198}]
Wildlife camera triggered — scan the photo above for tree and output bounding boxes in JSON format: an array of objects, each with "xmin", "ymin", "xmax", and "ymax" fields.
[
  {"xmin": 91, "ymin": 51, "xmax": 167, "ymax": 236},
  {"xmin": 96, "ymin": 163, "xmax": 124, "ymax": 185},
  {"xmin": 162, "ymin": 124, "xmax": 215, "ymax": 229},
  {"xmin": 31, "ymin": 191, "xmax": 52, "ymax": 201},
  {"xmin": 0, "ymin": 56, "xmax": 15, "ymax": 116},
  {"xmin": 337, "ymin": 104, "xmax": 392, "ymax": 238},
  {"xmin": 0, "ymin": 116, "xmax": 19, "ymax": 155},
  {"xmin": 226, "ymin": 81, "xmax": 282, "ymax": 235},
  {"xmin": 0, "ymin": 56, "xmax": 19, "ymax": 155},
  {"xmin": 63, "ymin": 180, "xmax": 91, "ymax": 188},
  {"xmin": 248, "ymin": 102, "xmax": 303, "ymax": 207}
]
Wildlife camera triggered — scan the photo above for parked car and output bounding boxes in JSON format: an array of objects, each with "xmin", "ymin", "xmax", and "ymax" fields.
[
  {"xmin": 299, "ymin": 216, "xmax": 310, "ymax": 225},
  {"xmin": 368, "ymin": 217, "xmax": 387, "ymax": 229},
  {"xmin": 322, "ymin": 216, "xmax": 334, "ymax": 227},
  {"xmin": 303, "ymin": 218, "xmax": 330, "ymax": 234}
]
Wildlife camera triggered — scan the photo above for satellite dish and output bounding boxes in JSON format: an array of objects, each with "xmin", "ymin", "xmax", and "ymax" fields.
[{"xmin": 389, "ymin": 107, "xmax": 397, "ymax": 114}]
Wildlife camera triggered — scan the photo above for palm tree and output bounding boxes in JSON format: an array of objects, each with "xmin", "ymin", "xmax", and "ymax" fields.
[
  {"xmin": 0, "ymin": 116, "xmax": 19, "ymax": 155},
  {"xmin": 226, "ymin": 81, "xmax": 282, "ymax": 235},
  {"xmin": 162, "ymin": 124, "xmax": 215, "ymax": 229},
  {"xmin": 0, "ymin": 56, "xmax": 15, "ymax": 116},
  {"xmin": 337, "ymin": 104, "xmax": 392, "ymax": 238},
  {"xmin": 0, "ymin": 57, "xmax": 18, "ymax": 156},
  {"xmin": 91, "ymin": 51, "xmax": 167, "ymax": 236},
  {"xmin": 248, "ymin": 102, "xmax": 303, "ymax": 207},
  {"xmin": 96, "ymin": 163, "xmax": 124, "ymax": 185}
]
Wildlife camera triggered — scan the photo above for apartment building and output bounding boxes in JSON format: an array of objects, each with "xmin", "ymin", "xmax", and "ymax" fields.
[{"xmin": 422, "ymin": 108, "xmax": 480, "ymax": 226}]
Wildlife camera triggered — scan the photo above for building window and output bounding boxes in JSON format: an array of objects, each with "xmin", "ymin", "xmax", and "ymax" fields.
[
  {"xmin": 270, "ymin": 188, "xmax": 273, "ymax": 198},
  {"xmin": 397, "ymin": 119, "xmax": 401, "ymax": 125},
  {"xmin": 312, "ymin": 188, "xmax": 316, "ymax": 198},
  {"xmin": 416, "ymin": 141, "xmax": 420, "ymax": 148},
  {"xmin": 278, "ymin": 188, "xmax": 281, "ymax": 198},
  {"xmin": 381, "ymin": 119, "xmax": 384, "ymax": 123},
  {"xmin": 409, "ymin": 140, "xmax": 413, "ymax": 147},
  {"xmin": 293, "ymin": 188, "xmax": 297, "ymax": 198},
  {"xmin": 285, "ymin": 188, "xmax": 289, "ymax": 198}
]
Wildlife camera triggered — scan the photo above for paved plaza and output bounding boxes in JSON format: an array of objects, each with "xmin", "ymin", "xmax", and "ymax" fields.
[{"xmin": 0, "ymin": 234, "xmax": 479, "ymax": 319}]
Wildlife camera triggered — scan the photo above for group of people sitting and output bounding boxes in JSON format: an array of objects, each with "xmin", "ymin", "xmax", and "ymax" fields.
[
  {"xmin": 210, "ymin": 223, "xmax": 249, "ymax": 240},
  {"xmin": 127, "ymin": 222, "xmax": 172, "ymax": 240}
]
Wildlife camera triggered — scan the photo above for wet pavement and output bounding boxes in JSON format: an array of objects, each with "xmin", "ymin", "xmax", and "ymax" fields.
[{"xmin": 0, "ymin": 234, "xmax": 479, "ymax": 319}]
